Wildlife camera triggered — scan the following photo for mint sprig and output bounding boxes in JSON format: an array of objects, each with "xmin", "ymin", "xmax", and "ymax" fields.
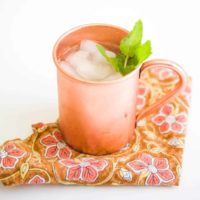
[{"xmin": 96, "ymin": 20, "xmax": 152, "ymax": 76}]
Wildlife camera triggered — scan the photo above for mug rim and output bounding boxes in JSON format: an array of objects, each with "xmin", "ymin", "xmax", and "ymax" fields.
[{"xmin": 52, "ymin": 23, "xmax": 141, "ymax": 85}]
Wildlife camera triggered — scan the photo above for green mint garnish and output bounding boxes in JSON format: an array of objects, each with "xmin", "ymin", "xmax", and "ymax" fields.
[{"xmin": 96, "ymin": 20, "xmax": 152, "ymax": 76}]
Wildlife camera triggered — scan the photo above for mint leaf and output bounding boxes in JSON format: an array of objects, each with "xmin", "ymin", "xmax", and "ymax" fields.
[
  {"xmin": 122, "ymin": 65, "xmax": 137, "ymax": 75},
  {"xmin": 127, "ymin": 40, "xmax": 152, "ymax": 67},
  {"xmin": 115, "ymin": 53, "xmax": 125, "ymax": 74},
  {"xmin": 96, "ymin": 44, "xmax": 119, "ymax": 72},
  {"xmin": 114, "ymin": 54, "xmax": 137, "ymax": 75},
  {"xmin": 127, "ymin": 56, "xmax": 138, "ymax": 66},
  {"xmin": 134, "ymin": 40, "xmax": 152, "ymax": 64},
  {"xmin": 96, "ymin": 19, "xmax": 152, "ymax": 76},
  {"xmin": 119, "ymin": 20, "xmax": 143, "ymax": 57}
]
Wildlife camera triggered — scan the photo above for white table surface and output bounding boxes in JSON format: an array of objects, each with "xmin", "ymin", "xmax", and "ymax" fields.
[{"xmin": 0, "ymin": 0, "xmax": 200, "ymax": 199}]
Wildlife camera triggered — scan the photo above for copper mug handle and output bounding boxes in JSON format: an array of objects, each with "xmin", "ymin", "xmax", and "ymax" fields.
[{"xmin": 136, "ymin": 59, "xmax": 187, "ymax": 121}]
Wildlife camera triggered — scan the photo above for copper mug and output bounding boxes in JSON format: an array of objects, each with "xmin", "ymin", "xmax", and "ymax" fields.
[{"xmin": 53, "ymin": 24, "xmax": 187, "ymax": 155}]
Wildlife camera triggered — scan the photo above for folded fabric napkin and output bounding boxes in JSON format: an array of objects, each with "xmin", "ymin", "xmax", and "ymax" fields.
[{"xmin": 0, "ymin": 67, "xmax": 191, "ymax": 186}]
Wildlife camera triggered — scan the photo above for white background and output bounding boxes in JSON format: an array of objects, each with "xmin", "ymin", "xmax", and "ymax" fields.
[{"xmin": 0, "ymin": 0, "xmax": 200, "ymax": 199}]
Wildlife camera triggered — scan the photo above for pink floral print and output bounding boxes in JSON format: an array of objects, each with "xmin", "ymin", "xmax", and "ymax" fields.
[
  {"xmin": 150, "ymin": 68, "xmax": 177, "ymax": 80},
  {"xmin": 40, "ymin": 130, "xmax": 72, "ymax": 159},
  {"xmin": 136, "ymin": 87, "xmax": 148, "ymax": 109},
  {"xmin": 59, "ymin": 158, "xmax": 108, "ymax": 182},
  {"xmin": 127, "ymin": 153, "xmax": 174, "ymax": 185},
  {"xmin": 28, "ymin": 175, "xmax": 45, "ymax": 184},
  {"xmin": 152, "ymin": 104, "xmax": 187, "ymax": 134},
  {"xmin": 0, "ymin": 144, "xmax": 26, "ymax": 169}
]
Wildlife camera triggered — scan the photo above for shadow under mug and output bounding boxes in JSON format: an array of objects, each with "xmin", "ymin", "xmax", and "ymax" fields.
[{"xmin": 53, "ymin": 24, "xmax": 187, "ymax": 155}]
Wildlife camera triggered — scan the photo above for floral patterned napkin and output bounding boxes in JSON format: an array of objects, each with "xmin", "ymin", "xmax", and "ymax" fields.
[{"xmin": 0, "ymin": 67, "xmax": 191, "ymax": 186}]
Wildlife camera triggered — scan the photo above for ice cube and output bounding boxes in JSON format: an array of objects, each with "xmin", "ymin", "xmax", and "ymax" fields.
[
  {"xmin": 64, "ymin": 40, "xmax": 120, "ymax": 81},
  {"xmin": 67, "ymin": 46, "xmax": 115, "ymax": 80},
  {"xmin": 76, "ymin": 58, "xmax": 115, "ymax": 81},
  {"xmin": 67, "ymin": 50, "xmax": 91, "ymax": 68},
  {"xmin": 80, "ymin": 40, "xmax": 99, "ymax": 54},
  {"xmin": 80, "ymin": 40, "xmax": 116, "ymax": 63},
  {"xmin": 93, "ymin": 49, "xmax": 116, "ymax": 63},
  {"xmin": 60, "ymin": 61, "xmax": 81, "ymax": 78}
]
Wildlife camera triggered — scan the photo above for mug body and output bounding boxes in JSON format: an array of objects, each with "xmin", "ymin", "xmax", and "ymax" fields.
[{"xmin": 53, "ymin": 24, "xmax": 140, "ymax": 155}]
